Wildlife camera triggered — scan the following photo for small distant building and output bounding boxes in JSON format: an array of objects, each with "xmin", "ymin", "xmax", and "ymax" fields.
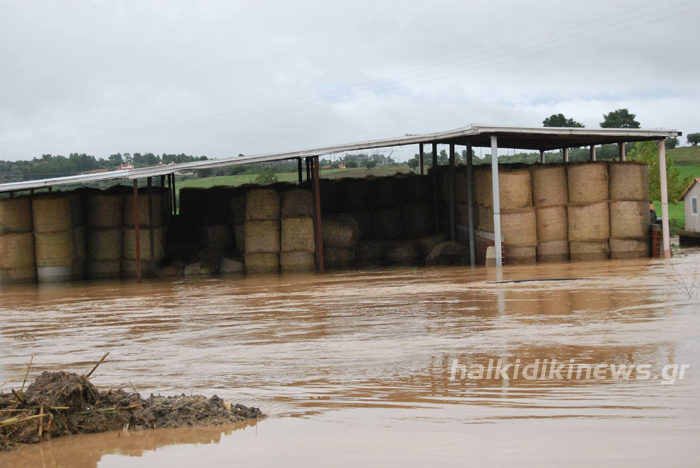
[
  {"xmin": 117, "ymin": 163, "xmax": 134, "ymax": 170},
  {"xmin": 678, "ymin": 177, "xmax": 700, "ymax": 246}
]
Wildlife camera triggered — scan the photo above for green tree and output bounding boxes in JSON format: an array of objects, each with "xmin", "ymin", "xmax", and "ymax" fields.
[
  {"xmin": 687, "ymin": 133, "xmax": 700, "ymax": 146},
  {"xmin": 665, "ymin": 137, "xmax": 679, "ymax": 149},
  {"xmin": 254, "ymin": 167, "xmax": 278, "ymax": 185},
  {"xmin": 628, "ymin": 141, "xmax": 690, "ymax": 202},
  {"xmin": 364, "ymin": 160, "xmax": 377, "ymax": 169},
  {"xmin": 543, "ymin": 113, "xmax": 584, "ymax": 127},
  {"xmin": 600, "ymin": 109, "xmax": 640, "ymax": 128},
  {"xmin": 407, "ymin": 157, "xmax": 419, "ymax": 170},
  {"xmin": 345, "ymin": 160, "xmax": 358, "ymax": 168}
]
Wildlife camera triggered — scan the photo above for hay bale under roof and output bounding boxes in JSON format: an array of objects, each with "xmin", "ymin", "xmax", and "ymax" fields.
[
  {"xmin": 473, "ymin": 165, "xmax": 532, "ymax": 210},
  {"xmin": 323, "ymin": 247, "xmax": 355, "ymax": 269},
  {"xmin": 401, "ymin": 203, "xmax": 434, "ymax": 238},
  {"xmin": 282, "ymin": 189, "xmax": 314, "ymax": 218},
  {"xmin": 35, "ymin": 231, "xmax": 74, "ymax": 267},
  {"xmin": 568, "ymin": 202, "xmax": 610, "ymax": 241},
  {"xmin": 505, "ymin": 245, "xmax": 537, "ymax": 265},
  {"xmin": 281, "ymin": 217, "xmax": 315, "ymax": 253},
  {"xmin": 322, "ymin": 216, "xmax": 356, "ymax": 249},
  {"xmin": 610, "ymin": 238, "xmax": 650, "ymax": 259},
  {"xmin": 337, "ymin": 178, "xmax": 370, "ymax": 211},
  {"xmin": 0, "ymin": 233, "xmax": 35, "ymax": 269},
  {"xmin": 88, "ymin": 227, "xmax": 123, "ymax": 261},
  {"xmin": 501, "ymin": 209, "xmax": 537, "ymax": 247},
  {"xmin": 86, "ymin": 191, "xmax": 124, "ymax": 228},
  {"xmin": 0, "ymin": 197, "xmax": 33, "ymax": 234},
  {"xmin": 371, "ymin": 207, "xmax": 403, "ymax": 240},
  {"xmin": 567, "ymin": 162, "xmax": 609, "ymax": 204},
  {"xmin": 246, "ymin": 188, "xmax": 280, "ymax": 221},
  {"xmin": 123, "ymin": 227, "xmax": 166, "ymax": 261},
  {"xmin": 570, "ymin": 240, "xmax": 610, "ymax": 261},
  {"xmin": 609, "ymin": 162, "xmax": 649, "ymax": 201},
  {"xmin": 385, "ymin": 240, "xmax": 421, "ymax": 265},
  {"xmin": 532, "ymin": 165, "xmax": 568, "ymax": 207},
  {"xmin": 537, "ymin": 239, "xmax": 569, "ymax": 263},
  {"xmin": 230, "ymin": 191, "xmax": 247, "ymax": 226},
  {"xmin": 245, "ymin": 220, "xmax": 280, "ymax": 253},
  {"xmin": 356, "ymin": 239, "xmax": 387, "ymax": 265},
  {"xmin": 280, "ymin": 251, "xmax": 316, "ymax": 272},
  {"xmin": 610, "ymin": 201, "xmax": 650, "ymax": 239},
  {"xmin": 87, "ymin": 260, "xmax": 122, "ymax": 280},
  {"xmin": 536, "ymin": 206, "xmax": 568, "ymax": 242},
  {"xmin": 32, "ymin": 194, "xmax": 74, "ymax": 233},
  {"xmin": 245, "ymin": 252, "xmax": 280, "ymax": 274}
]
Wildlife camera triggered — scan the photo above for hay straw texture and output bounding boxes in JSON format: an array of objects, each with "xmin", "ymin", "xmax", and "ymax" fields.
[
  {"xmin": 0, "ymin": 233, "xmax": 35, "ymax": 269},
  {"xmin": 501, "ymin": 209, "xmax": 537, "ymax": 247},
  {"xmin": 473, "ymin": 166, "xmax": 532, "ymax": 210},
  {"xmin": 454, "ymin": 171, "xmax": 469, "ymax": 204},
  {"xmin": 88, "ymin": 228, "xmax": 123, "ymax": 261},
  {"xmin": 349, "ymin": 210, "xmax": 373, "ymax": 239},
  {"xmin": 610, "ymin": 201, "xmax": 651, "ymax": 239},
  {"xmin": 401, "ymin": 204, "xmax": 434, "ymax": 238},
  {"xmin": 399, "ymin": 175, "xmax": 431, "ymax": 204},
  {"xmin": 201, "ymin": 225, "xmax": 234, "ymax": 251},
  {"xmin": 536, "ymin": 206, "xmax": 568, "ymax": 242},
  {"xmin": 609, "ymin": 162, "xmax": 649, "ymax": 201},
  {"xmin": 371, "ymin": 207, "xmax": 403, "ymax": 240},
  {"xmin": 338, "ymin": 178, "xmax": 370, "ymax": 210},
  {"xmin": 230, "ymin": 192, "xmax": 247, "ymax": 225},
  {"xmin": 280, "ymin": 251, "xmax": 316, "ymax": 272},
  {"xmin": 322, "ymin": 217, "xmax": 356, "ymax": 249},
  {"xmin": 568, "ymin": 203, "xmax": 610, "ymax": 241},
  {"xmin": 478, "ymin": 205, "xmax": 494, "ymax": 233},
  {"xmin": 372, "ymin": 177, "xmax": 401, "ymax": 208},
  {"xmin": 124, "ymin": 188, "xmax": 170, "ymax": 227},
  {"xmin": 246, "ymin": 189, "xmax": 281, "ymax": 221},
  {"xmin": 567, "ymin": 163, "xmax": 609, "ymax": 204},
  {"xmin": 282, "ymin": 189, "xmax": 314, "ymax": 218},
  {"xmin": 87, "ymin": 192, "xmax": 124, "ymax": 228},
  {"xmin": 281, "ymin": 217, "xmax": 315, "ymax": 253},
  {"xmin": 505, "ymin": 245, "xmax": 536, "ymax": 265},
  {"xmin": 356, "ymin": 240, "xmax": 386, "ymax": 264},
  {"xmin": 123, "ymin": 227, "xmax": 166, "ymax": 260},
  {"xmin": 68, "ymin": 191, "xmax": 85, "ymax": 227},
  {"xmin": 245, "ymin": 252, "xmax": 280, "ymax": 274},
  {"xmin": 244, "ymin": 220, "xmax": 280, "ymax": 253},
  {"xmin": 0, "ymin": 197, "xmax": 33, "ymax": 234},
  {"xmin": 385, "ymin": 241, "xmax": 420, "ymax": 265},
  {"xmin": 570, "ymin": 240, "xmax": 610, "ymax": 261},
  {"xmin": 532, "ymin": 165, "xmax": 568, "ymax": 207},
  {"xmin": 609, "ymin": 238, "xmax": 650, "ymax": 259},
  {"xmin": 73, "ymin": 225, "xmax": 87, "ymax": 260},
  {"xmin": 474, "ymin": 167, "xmax": 492, "ymax": 207},
  {"xmin": 87, "ymin": 260, "xmax": 122, "ymax": 280},
  {"xmin": 32, "ymin": 195, "xmax": 74, "ymax": 233},
  {"xmin": 0, "ymin": 267, "xmax": 37, "ymax": 284},
  {"xmin": 34, "ymin": 231, "xmax": 74, "ymax": 267},
  {"xmin": 537, "ymin": 240, "xmax": 569, "ymax": 263},
  {"xmin": 323, "ymin": 248, "xmax": 355, "ymax": 269},
  {"xmin": 455, "ymin": 203, "xmax": 470, "ymax": 227}
]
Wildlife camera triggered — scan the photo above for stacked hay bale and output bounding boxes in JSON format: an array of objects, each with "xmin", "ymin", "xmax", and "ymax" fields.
[
  {"xmin": 230, "ymin": 189, "xmax": 247, "ymax": 253},
  {"xmin": 244, "ymin": 188, "xmax": 281, "ymax": 274},
  {"xmin": 608, "ymin": 162, "xmax": 651, "ymax": 259},
  {"xmin": 123, "ymin": 188, "xmax": 168, "ymax": 278},
  {"xmin": 475, "ymin": 165, "xmax": 537, "ymax": 264},
  {"xmin": 322, "ymin": 214, "xmax": 357, "ymax": 269},
  {"xmin": 280, "ymin": 189, "xmax": 316, "ymax": 272},
  {"xmin": 0, "ymin": 197, "xmax": 36, "ymax": 284},
  {"xmin": 567, "ymin": 162, "xmax": 610, "ymax": 261},
  {"xmin": 532, "ymin": 165, "xmax": 569, "ymax": 262},
  {"xmin": 69, "ymin": 191, "xmax": 87, "ymax": 280},
  {"xmin": 201, "ymin": 186, "xmax": 235, "ymax": 253},
  {"xmin": 32, "ymin": 194, "xmax": 74, "ymax": 283},
  {"xmin": 86, "ymin": 190, "xmax": 124, "ymax": 279}
]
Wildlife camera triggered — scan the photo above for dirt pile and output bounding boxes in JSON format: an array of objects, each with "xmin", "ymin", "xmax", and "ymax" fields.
[{"xmin": 0, "ymin": 371, "xmax": 263, "ymax": 450}]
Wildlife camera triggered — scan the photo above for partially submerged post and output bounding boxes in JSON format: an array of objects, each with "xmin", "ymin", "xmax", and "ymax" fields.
[
  {"xmin": 491, "ymin": 135, "xmax": 503, "ymax": 267},
  {"xmin": 297, "ymin": 158, "xmax": 303, "ymax": 185},
  {"xmin": 311, "ymin": 156, "xmax": 325, "ymax": 273},
  {"xmin": 132, "ymin": 180, "xmax": 142, "ymax": 283},
  {"xmin": 432, "ymin": 142, "xmax": 439, "ymax": 232},
  {"xmin": 658, "ymin": 140, "xmax": 671, "ymax": 258},
  {"xmin": 449, "ymin": 143, "xmax": 456, "ymax": 241},
  {"xmin": 466, "ymin": 144, "xmax": 476, "ymax": 266},
  {"xmin": 147, "ymin": 177, "xmax": 156, "ymax": 277}
]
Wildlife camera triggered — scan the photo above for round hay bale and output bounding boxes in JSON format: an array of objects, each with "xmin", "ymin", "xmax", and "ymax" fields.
[
  {"xmin": 73, "ymin": 226, "xmax": 87, "ymax": 279},
  {"xmin": 323, "ymin": 215, "xmax": 359, "ymax": 248},
  {"xmin": 280, "ymin": 250, "xmax": 316, "ymax": 272},
  {"xmin": 426, "ymin": 241, "xmax": 469, "ymax": 266},
  {"xmin": 609, "ymin": 162, "xmax": 649, "ymax": 201},
  {"xmin": 536, "ymin": 206, "xmax": 568, "ymax": 242},
  {"xmin": 86, "ymin": 191, "xmax": 124, "ymax": 228},
  {"xmin": 319, "ymin": 178, "xmax": 338, "ymax": 214},
  {"xmin": 179, "ymin": 187, "xmax": 209, "ymax": 224},
  {"xmin": 501, "ymin": 209, "xmax": 537, "ymax": 247},
  {"xmin": 399, "ymin": 175, "xmax": 431, "ymax": 204},
  {"xmin": 401, "ymin": 204, "xmax": 434, "ymax": 238},
  {"xmin": 537, "ymin": 240, "xmax": 569, "ymax": 263},
  {"xmin": 532, "ymin": 165, "xmax": 568, "ymax": 207},
  {"xmin": 124, "ymin": 188, "xmax": 170, "ymax": 227},
  {"xmin": 0, "ymin": 267, "xmax": 37, "ymax": 285},
  {"xmin": 356, "ymin": 240, "xmax": 387, "ymax": 264},
  {"xmin": 477, "ymin": 205, "xmax": 494, "ymax": 233},
  {"xmin": 200, "ymin": 224, "xmax": 234, "ymax": 251},
  {"xmin": 35, "ymin": 231, "xmax": 74, "ymax": 267},
  {"xmin": 610, "ymin": 201, "xmax": 650, "ymax": 239},
  {"xmin": 244, "ymin": 220, "xmax": 280, "ymax": 253},
  {"xmin": 32, "ymin": 195, "xmax": 73, "ymax": 233},
  {"xmin": 337, "ymin": 178, "xmax": 369, "ymax": 210},
  {"xmin": 455, "ymin": 203, "xmax": 470, "ymax": 227},
  {"xmin": 568, "ymin": 202, "xmax": 610, "ymax": 241},
  {"xmin": 282, "ymin": 189, "xmax": 313, "ymax": 218},
  {"xmin": 567, "ymin": 163, "xmax": 609, "ymax": 204},
  {"xmin": 87, "ymin": 260, "xmax": 122, "ymax": 280},
  {"xmin": 233, "ymin": 224, "xmax": 245, "ymax": 252},
  {"xmin": 0, "ymin": 233, "xmax": 35, "ymax": 269},
  {"xmin": 610, "ymin": 238, "xmax": 650, "ymax": 259},
  {"xmin": 455, "ymin": 171, "xmax": 469, "ymax": 205},
  {"xmin": 244, "ymin": 252, "xmax": 279, "ymax": 274},
  {"xmin": 371, "ymin": 207, "xmax": 403, "ymax": 240},
  {"xmin": 37, "ymin": 266, "xmax": 73, "ymax": 283},
  {"xmin": 474, "ymin": 167, "xmax": 493, "ymax": 207},
  {"xmin": 419, "ymin": 233, "xmax": 449, "ymax": 257},
  {"xmin": 349, "ymin": 210, "xmax": 373, "ymax": 239},
  {"xmin": 473, "ymin": 166, "xmax": 532, "ymax": 210},
  {"xmin": 245, "ymin": 189, "xmax": 280, "ymax": 221},
  {"xmin": 68, "ymin": 191, "xmax": 86, "ymax": 227},
  {"xmin": 121, "ymin": 259, "xmax": 157, "ymax": 278},
  {"xmin": 88, "ymin": 228, "xmax": 123, "ymax": 261},
  {"xmin": 505, "ymin": 245, "xmax": 536, "ymax": 265},
  {"xmin": 281, "ymin": 217, "xmax": 315, "ymax": 253},
  {"xmin": 0, "ymin": 197, "xmax": 32, "ymax": 234},
  {"xmin": 123, "ymin": 227, "xmax": 166, "ymax": 261},
  {"xmin": 570, "ymin": 240, "xmax": 609, "ymax": 262},
  {"xmin": 323, "ymin": 247, "xmax": 355, "ymax": 269},
  {"xmin": 230, "ymin": 191, "xmax": 247, "ymax": 226},
  {"xmin": 385, "ymin": 240, "xmax": 421, "ymax": 265}
]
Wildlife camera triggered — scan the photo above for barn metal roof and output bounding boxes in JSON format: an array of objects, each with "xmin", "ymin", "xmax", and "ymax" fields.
[{"xmin": 0, "ymin": 124, "xmax": 680, "ymax": 193}]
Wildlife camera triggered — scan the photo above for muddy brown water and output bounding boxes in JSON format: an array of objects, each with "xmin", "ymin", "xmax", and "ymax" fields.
[{"xmin": 1, "ymin": 255, "xmax": 699, "ymax": 467}]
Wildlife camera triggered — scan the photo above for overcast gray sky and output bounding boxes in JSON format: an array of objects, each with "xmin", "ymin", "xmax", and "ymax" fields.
[{"xmin": 0, "ymin": 0, "xmax": 698, "ymax": 161}]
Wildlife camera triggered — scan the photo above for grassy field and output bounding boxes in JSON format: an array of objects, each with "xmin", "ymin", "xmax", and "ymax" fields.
[{"xmin": 667, "ymin": 145, "xmax": 700, "ymax": 166}]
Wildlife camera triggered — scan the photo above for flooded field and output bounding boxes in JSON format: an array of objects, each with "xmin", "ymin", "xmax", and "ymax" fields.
[{"xmin": 1, "ymin": 255, "xmax": 699, "ymax": 467}]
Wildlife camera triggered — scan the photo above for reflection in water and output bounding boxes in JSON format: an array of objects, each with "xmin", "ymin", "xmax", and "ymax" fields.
[{"xmin": 0, "ymin": 256, "xmax": 699, "ymax": 467}]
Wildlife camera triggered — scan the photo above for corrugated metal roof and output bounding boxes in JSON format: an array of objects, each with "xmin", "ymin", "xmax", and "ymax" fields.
[{"xmin": 0, "ymin": 124, "xmax": 680, "ymax": 193}]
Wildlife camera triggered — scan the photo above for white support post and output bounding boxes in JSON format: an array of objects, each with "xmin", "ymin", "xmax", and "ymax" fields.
[
  {"xmin": 491, "ymin": 135, "xmax": 502, "ymax": 267},
  {"xmin": 539, "ymin": 149, "xmax": 545, "ymax": 164},
  {"xmin": 466, "ymin": 144, "xmax": 476, "ymax": 266},
  {"xmin": 590, "ymin": 145, "xmax": 596, "ymax": 161},
  {"xmin": 659, "ymin": 140, "xmax": 671, "ymax": 259},
  {"xmin": 619, "ymin": 143, "xmax": 626, "ymax": 162},
  {"xmin": 563, "ymin": 147, "xmax": 569, "ymax": 163}
]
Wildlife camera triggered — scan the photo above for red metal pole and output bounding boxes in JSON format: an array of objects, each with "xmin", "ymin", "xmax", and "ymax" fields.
[
  {"xmin": 311, "ymin": 157, "xmax": 324, "ymax": 273},
  {"xmin": 133, "ymin": 179, "xmax": 142, "ymax": 283}
]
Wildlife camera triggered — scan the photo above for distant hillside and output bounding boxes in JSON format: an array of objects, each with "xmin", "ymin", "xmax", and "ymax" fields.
[{"xmin": 667, "ymin": 145, "xmax": 700, "ymax": 166}]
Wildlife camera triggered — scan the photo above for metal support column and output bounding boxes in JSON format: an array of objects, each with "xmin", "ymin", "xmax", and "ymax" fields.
[
  {"xmin": 658, "ymin": 140, "xmax": 671, "ymax": 259},
  {"xmin": 419, "ymin": 143, "xmax": 424, "ymax": 175},
  {"xmin": 539, "ymin": 150, "xmax": 545, "ymax": 164},
  {"xmin": 590, "ymin": 145, "xmax": 596, "ymax": 161},
  {"xmin": 432, "ymin": 142, "xmax": 439, "ymax": 232},
  {"xmin": 305, "ymin": 158, "xmax": 311, "ymax": 185},
  {"xmin": 491, "ymin": 136, "xmax": 502, "ymax": 267},
  {"xmin": 133, "ymin": 180, "xmax": 142, "ymax": 283},
  {"xmin": 167, "ymin": 174, "xmax": 173, "ymax": 215},
  {"xmin": 160, "ymin": 175, "xmax": 165, "ymax": 188},
  {"xmin": 311, "ymin": 156, "xmax": 325, "ymax": 273},
  {"xmin": 563, "ymin": 147, "xmax": 569, "ymax": 163},
  {"xmin": 466, "ymin": 144, "xmax": 476, "ymax": 266},
  {"xmin": 171, "ymin": 174, "xmax": 177, "ymax": 215},
  {"xmin": 147, "ymin": 177, "xmax": 156, "ymax": 277},
  {"xmin": 449, "ymin": 143, "xmax": 456, "ymax": 241},
  {"xmin": 297, "ymin": 158, "xmax": 303, "ymax": 184},
  {"xmin": 619, "ymin": 143, "xmax": 626, "ymax": 162}
]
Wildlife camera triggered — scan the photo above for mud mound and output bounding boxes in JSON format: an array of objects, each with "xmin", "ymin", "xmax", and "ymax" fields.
[{"xmin": 1, "ymin": 372, "xmax": 263, "ymax": 450}]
